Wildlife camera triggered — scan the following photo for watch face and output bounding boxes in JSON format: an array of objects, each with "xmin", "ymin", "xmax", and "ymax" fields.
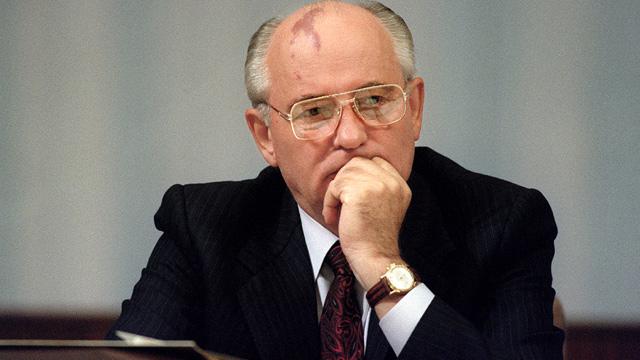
[{"xmin": 387, "ymin": 266, "xmax": 415, "ymax": 291}]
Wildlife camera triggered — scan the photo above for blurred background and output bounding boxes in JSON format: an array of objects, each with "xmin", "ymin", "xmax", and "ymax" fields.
[{"xmin": 1, "ymin": 0, "xmax": 639, "ymax": 358}]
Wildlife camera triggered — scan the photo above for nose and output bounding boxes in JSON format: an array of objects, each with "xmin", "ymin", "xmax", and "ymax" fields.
[{"xmin": 333, "ymin": 102, "xmax": 368, "ymax": 149}]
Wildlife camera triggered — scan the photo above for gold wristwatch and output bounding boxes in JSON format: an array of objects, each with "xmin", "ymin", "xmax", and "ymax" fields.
[{"xmin": 366, "ymin": 263, "xmax": 420, "ymax": 306}]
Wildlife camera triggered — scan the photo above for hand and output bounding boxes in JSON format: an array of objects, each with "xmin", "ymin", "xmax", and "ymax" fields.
[{"xmin": 322, "ymin": 156, "xmax": 412, "ymax": 290}]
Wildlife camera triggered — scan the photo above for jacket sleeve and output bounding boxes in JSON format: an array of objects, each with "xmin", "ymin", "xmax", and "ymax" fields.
[
  {"xmin": 106, "ymin": 184, "xmax": 204, "ymax": 340},
  {"xmin": 398, "ymin": 189, "xmax": 564, "ymax": 360}
]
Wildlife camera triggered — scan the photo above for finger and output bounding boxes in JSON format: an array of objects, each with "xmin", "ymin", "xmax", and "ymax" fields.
[
  {"xmin": 371, "ymin": 157, "xmax": 412, "ymax": 201},
  {"xmin": 338, "ymin": 156, "xmax": 386, "ymax": 179},
  {"xmin": 335, "ymin": 156, "xmax": 369, "ymax": 177},
  {"xmin": 322, "ymin": 180, "xmax": 341, "ymax": 225},
  {"xmin": 371, "ymin": 156, "xmax": 402, "ymax": 176}
]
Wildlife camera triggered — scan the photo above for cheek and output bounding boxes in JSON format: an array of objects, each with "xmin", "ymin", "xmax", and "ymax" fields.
[
  {"xmin": 398, "ymin": 152, "xmax": 415, "ymax": 180},
  {"xmin": 271, "ymin": 134, "xmax": 313, "ymax": 179},
  {"xmin": 387, "ymin": 127, "xmax": 418, "ymax": 179},
  {"xmin": 269, "ymin": 122, "xmax": 296, "ymax": 161}
]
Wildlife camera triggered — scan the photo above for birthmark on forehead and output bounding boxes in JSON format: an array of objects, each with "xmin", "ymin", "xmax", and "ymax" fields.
[{"xmin": 290, "ymin": 8, "xmax": 323, "ymax": 52}]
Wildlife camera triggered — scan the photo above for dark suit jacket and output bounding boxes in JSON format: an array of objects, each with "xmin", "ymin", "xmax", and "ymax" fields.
[{"xmin": 107, "ymin": 147, "xmax": 564, "ymax": 359}]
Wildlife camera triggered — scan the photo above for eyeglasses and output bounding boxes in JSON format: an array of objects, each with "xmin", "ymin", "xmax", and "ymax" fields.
[{"xmin": 268, "ymin": 83, "xmax": 410, "ymax": 140}]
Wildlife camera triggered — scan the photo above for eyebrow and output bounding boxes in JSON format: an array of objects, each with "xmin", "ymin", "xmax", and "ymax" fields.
[{"xmin": 286, "ymin": 81, "xmax": 386, "ymax": 110}]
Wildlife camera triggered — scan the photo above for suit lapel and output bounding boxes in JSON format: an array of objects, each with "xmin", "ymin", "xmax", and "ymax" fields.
[
  {"xmin": 400, "ymin": 171, "xmax": 457, "ymax": 300},
  {"xmin": 365, "ymin": 311, "xmax": 391, "ymax": 360},
  {"xmin": 236, "ymin": 191, "xmax": 320, "ymax": 360}
]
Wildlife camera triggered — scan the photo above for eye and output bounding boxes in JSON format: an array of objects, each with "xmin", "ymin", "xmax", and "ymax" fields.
[
  {"xmin": 299, "ymin": 105, "xmax": 333, "ymax": 119},
  {"xmin": 362, "ymin": 95, "xmax": 384, "ymax": 106},
  {"xmin": 359, "ymin": 95, "xmax": 389, "ymax": 109},
  {"xmin": 304, "ymin": 107, "xmax": 322, "ymax": 116}
]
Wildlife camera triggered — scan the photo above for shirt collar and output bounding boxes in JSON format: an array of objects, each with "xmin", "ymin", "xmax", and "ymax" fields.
[{"xmin": 298, "ymin": 206, "xmax": 338, "ymax": 281}]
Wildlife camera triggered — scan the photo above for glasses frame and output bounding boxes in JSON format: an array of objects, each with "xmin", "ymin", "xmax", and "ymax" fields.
[{"xmin": 267, "ymin": 83, "xmax": 411, "ymax": 140}]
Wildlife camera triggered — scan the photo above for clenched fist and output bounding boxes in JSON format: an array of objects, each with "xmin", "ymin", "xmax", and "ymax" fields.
[{"xmin": 322, "ymin": 156, "xmax": 412, "ymax": 293}]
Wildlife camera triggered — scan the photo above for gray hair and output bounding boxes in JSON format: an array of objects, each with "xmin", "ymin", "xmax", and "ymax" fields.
[{"xmin": 244, "ymin": 1, "xmax": 416, "ymax": 125}]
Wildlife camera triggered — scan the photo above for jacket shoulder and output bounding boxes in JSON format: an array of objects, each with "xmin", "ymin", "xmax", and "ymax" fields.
[
  {"xmin": 412, "ymin": 147, "xmax": 547, "ymax": 210},
  {"xmin": 412, "ymin": 147, "xmax": 557, "ymax": 259},
  {"xmin": 153, "ymin": 166, "xmax": 286, "ymax": 249}
]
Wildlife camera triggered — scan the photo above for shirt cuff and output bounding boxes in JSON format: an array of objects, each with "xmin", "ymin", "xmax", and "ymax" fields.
[{"xmin": 378, "ymin": 283, "xmax": 434, "ymax": 356}]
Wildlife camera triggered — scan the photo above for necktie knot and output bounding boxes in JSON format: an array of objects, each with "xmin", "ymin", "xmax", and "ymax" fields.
[{"xmin": 325, "ymin": 241, "xmax": 352, "ymax": 277}]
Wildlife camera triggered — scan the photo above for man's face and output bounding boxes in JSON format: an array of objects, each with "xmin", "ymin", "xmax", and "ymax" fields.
[{"xmin": 247, "ymin": 4, "xmax": 424, "ymax": 228}]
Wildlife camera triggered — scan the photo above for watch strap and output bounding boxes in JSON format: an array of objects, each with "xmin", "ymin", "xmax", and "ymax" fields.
[{"xmin": 366, "ymin": 277, "xmax": 391, "ymax": 306}]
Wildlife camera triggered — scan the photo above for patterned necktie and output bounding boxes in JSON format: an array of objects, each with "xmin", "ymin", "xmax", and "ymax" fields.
[{"xmin": 320, "ymin": 241, "xmax": 364, "ymax": 360}]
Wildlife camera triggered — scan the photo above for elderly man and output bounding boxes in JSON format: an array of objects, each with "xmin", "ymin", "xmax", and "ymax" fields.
[{"xmin": 108, "ymin": 1, "xmax": 564, "ymax": 359}]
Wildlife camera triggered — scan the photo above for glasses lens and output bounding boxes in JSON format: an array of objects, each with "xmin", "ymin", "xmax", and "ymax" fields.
[
  {"xmin": 290, "ymin": 97, "xmax": 338, "ymax": 139},
  {"xmin": 354, "ymin": 85, "xmax": 405, "ymax": 124}
]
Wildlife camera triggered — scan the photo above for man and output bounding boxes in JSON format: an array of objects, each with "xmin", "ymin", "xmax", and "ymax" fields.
[{"xmin": 108, "ymin": 1, "xmax": 564, "ymax": 359}]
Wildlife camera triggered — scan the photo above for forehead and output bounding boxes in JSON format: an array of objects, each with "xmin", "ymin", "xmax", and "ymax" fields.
[{"xmin": 265, "ymin": 3, "xmax": 403, "ymax": 104}]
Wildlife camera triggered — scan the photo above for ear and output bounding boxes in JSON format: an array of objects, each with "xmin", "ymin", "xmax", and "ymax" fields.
[
  {"xmin": 245, "ymin": 107, "xmax": 278, "ymax": 167},
  {"xmin": 407, "ymin": 77, "xmax": 425, "ymax": 141}
]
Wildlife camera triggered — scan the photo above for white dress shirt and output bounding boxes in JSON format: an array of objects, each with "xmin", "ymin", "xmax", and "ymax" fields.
[{"xmin": 299, "ymin": 206, "xmax": 435, "ymax": 356}]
